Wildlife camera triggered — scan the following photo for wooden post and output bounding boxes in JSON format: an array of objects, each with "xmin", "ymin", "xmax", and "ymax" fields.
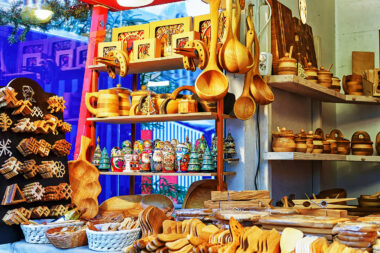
[
  {"xmin": 74, "ymin": 5, "xmax": 108, "ymax": 160},
  {"xmin": 216, "ymin": 99, "xmax": 224, "ymax": 190},
  {"xmin": 129, "ymin": 74, "xmax": 138, "ymax": 195}
]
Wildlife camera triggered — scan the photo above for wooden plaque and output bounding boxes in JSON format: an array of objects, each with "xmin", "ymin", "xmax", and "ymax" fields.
[
  {"xmin": 112, "ymin": 24, "xmax": 150, "ymax": 56},
  {"xmin": 133, "ymin": 38, "xmax": 162, "ymax": 61},
  {"xmin": 97, "ymin": 41, "xmax": 126, "ymax": 58}
]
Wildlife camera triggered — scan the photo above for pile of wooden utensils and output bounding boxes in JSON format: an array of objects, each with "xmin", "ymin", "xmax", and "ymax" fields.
[{"xmin": 176, "ymin": 0, "xmax": 275, "ymax": 121}]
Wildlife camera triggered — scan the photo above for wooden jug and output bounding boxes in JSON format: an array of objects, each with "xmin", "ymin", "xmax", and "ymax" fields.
[{"xmin": 85, "ymin": 89, "xmax": 120, "ymax": 118}]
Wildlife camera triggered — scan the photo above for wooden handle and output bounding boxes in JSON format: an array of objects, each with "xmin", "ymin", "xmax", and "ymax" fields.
[
  {"xmin": 232, "ymin": 0, "xmax": 241, "ymax": 39},
  {"xmin": 328, "ymin": 63, "xmax": 333, "ymax": 72},
  {"xmin": 329, "ymin": 129, "xmax": 344, "ymax": 140},
  {"xmin": 170, "ymin": 86, "xmax": 196, "ymax": 100},
  {"xmin": 289, "ymin": 46, "xmax": 293, "ymax": 58},
  {"xmin": 85, "ymin": 92, "xmax": 99, "ymax": 116},
  {"xmin": 209, "ymin": 0, "xmax": 221, "ymax": 66},
  {"xmin": 314, "ymin": 128, "xmax": 324, "ymax": 138},
  {"xmin": 78, "ymin": 135, "xmax": 91, "ymax": 161},
  {"xmin": 253, "ymin": 21, "xmax": 260, "ymax": 74},
  {"xmin": 351, "ymin": 131, "xmax": 371, "ymax": 142},
  {"xmin": 283, "ymin": 196, "xmax": 289, "ymax": 208}
]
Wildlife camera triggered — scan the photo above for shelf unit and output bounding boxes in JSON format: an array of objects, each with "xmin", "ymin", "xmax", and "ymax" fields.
[
  {"xmin": 77, "ymin": 4, "xmax": 236, "ymax": 195},
  {"xmin": 261, "ymin": 75, "xmax": 380, "ymax": 201},
  {"xmin": 99, "ymin": 171, "xmax": 236, "ymax": 176}
]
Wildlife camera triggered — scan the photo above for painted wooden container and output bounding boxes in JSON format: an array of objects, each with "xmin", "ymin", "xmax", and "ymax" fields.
[
  {"xmin": 351, "ymin": 131, "xmax": 373, "ymax": 156},
  {"xmin": 272, "ymin": 127, "xmax": 296, "ymax": 152}
]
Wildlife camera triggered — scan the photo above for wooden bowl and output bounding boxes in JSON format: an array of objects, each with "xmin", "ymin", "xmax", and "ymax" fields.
[
  {"xmin": 141, "ymin": 194, "xmax": 174, "ymax": 216},
  {"xmin": 358, "ymin": 197, "xmax": 380, "ymax": 208}
]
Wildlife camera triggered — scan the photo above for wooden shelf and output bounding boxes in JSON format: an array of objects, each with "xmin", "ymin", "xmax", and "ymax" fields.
[
  {"xmin": 266, "ymin": 75, "xmax": 380, "ymax": 104},
  {"xmin": 88, "ymin": 56, "xmax": 184, "ymax": 74},
  {"xmin": 99, "ymin": 171, "xmax": 236, "ymax": 176},
  {"xmin": 87, "ymin": 112, "xmax": 234, "ymax": 124},
  {"xmin": 264, "ymin": 152, "xmax": 380, "ymax": 162}
]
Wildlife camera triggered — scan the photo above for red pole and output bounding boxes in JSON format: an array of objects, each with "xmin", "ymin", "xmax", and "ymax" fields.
[
  {"xmin": 74, "ymin": 5, "xmax": 109, "ymax": 160},
  {"xmin": 216, "ymin": 99, "xmax": 224, "ymax": 191}
]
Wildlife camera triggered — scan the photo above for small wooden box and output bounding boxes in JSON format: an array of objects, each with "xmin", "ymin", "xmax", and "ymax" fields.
[
  {"xmin": 150, "ymin": 17, "xmax": 192, "ymax": 57},
  {"xmin": 178, "ymin": 99, "xmax": 197, "ymax": 114},
  {"xmin": 97, "ymin": 41, "xmax": 126, "ymax": 58},
  {"xmin": 193, "ymin": 11, "xmax": 227, "ymax": 46},
  {"xmin": 112, "ymin": 24, "xmax": 150, "ymax": 56},
  {"xmin": 172, "ymin": 31, "xmax": 200, "ymax": 49},
  {"xmin": 133, "ymin": 38, "xmax": 162, "ymax": 61},
  {"xmin": 363, "ymin": 69, "xmax": 380, "ymax": 96}
]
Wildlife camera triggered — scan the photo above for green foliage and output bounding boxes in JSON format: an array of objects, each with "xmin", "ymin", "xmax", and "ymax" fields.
[{"xmin": 141, "ymin": 177, "xmax": 187, "ymax": 204}]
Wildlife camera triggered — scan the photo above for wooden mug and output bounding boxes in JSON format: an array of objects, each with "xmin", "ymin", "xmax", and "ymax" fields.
[{"xmin": 85, "ymin": 89, "xmax": 120, "ymax": 118}]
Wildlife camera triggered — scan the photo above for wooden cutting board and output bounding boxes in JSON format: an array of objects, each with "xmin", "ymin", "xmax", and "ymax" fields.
[
  {"xmin": 182, "ymin": 179, "xmax": 226, "ymax": 209},
  {"xmin": 352, "ymin": 51, "xmax": 374, "ymax": 75},
  {"xmin": 259, "ymin": 215, "xmax": 349, "ymax": 228},
  {"xmin": 211, "ymin": 190, "xmax": 270, "ymax": 201},
  {"xmin": 68, "ymin": 136, "xmax": 101, "ymax": 219}
]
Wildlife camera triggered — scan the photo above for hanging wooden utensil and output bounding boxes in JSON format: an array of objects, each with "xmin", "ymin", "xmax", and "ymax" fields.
[
  {"xmin": 218, "ymin": 0, "xmax": 253, "ymax": 74},
  {"xmin": 195, "ymin": 0, "xmax": 229, "ymax": 101},
  {"xmin": 247, "ymin": 6, "xmax": 274, "ymax": 105}
]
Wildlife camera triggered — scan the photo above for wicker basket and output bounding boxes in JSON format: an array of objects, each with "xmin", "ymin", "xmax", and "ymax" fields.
[
  {"xmin": 21, "ymin": 220, "xmax": 84, "ymax": 244},
  {"xmin": 46, "ymin": 226, "xmax": 87, "ymax": 249},
  {"xmin": 86, "ymin": 223, "xmax": 141, "ymax": 252}
]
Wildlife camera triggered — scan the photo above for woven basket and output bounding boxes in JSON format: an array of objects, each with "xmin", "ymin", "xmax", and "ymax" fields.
[
  {"xmin": 86, "ymin": 223, "xmax": 141, "ymax": 252},
  {"xmin": 46, "ymin": 226, "xmax": 87, "ymax": 249},
  {"xmin": 21, "ymin": 220, "xmax": 84, "ymax": 244}
]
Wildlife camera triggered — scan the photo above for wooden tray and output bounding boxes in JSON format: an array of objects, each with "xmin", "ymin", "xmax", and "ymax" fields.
[
  {"xmin": 68, "ymin": 136, "xmax": 101, "ymax": 219},
  {"xmin": 181, "ymin": 179, "xmax": 226, "ymax": 209}
]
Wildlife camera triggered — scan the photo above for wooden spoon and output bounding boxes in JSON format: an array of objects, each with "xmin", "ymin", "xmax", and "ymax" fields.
[
  {"xmin": 218, "ymin": 0, "xmax": 253, "ymax": 74},
  {"xmin": 195, "ymin": 0, "xmax": 229, "ymax": 101},
  {"xmin": 248, "ymin": 8, "xmax": 274, "ymax": 105}
]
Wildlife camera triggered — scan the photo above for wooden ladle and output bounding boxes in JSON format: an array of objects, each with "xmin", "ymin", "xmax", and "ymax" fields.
[
  {"xmin": 233, "ymin": 15, "xmax": 256, "ymax": 120},
  {"xmin": 248, "ymin": 7, "xmax": 274, "ymax": 105},
  {"xmin": 218, "ymin": 0, "xmax": 253, "ymax": 74},
  {"xmin": 195, "ymin": 0, "xmax": 229, "ymax": 101}
]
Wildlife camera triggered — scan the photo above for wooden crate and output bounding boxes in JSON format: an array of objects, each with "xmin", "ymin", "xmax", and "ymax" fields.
[{"xmin": 364, "ymin": 69, "xmax": 380, "ymax": 96}]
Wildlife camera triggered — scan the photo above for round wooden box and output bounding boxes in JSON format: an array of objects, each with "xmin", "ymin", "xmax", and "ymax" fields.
[
  {"xmin": 295, "ymin": 129, "xmax": 307, "ymax": 153},
  {"xmin": 331, "ymin": 77, "xmax": 341, "ymax": 92},
  {"xmin": 317, "ymin": 66, "xmax": 333, "ymax": 88},
  {"xmin": 351, "ymin": 131, "xmax": 373, "ymax": 156},
  {"xmin": 329, "ymin": 129, "xmax": 350, "ymax": 155},
  {"xmin": 278, "ymin": 53, "xmax": 297, "ymax": 75},
  {"xmin": 305, "ymin": 63, "xmax": 318, "ymax": 84},
  {"xmin": 272, "ymin": 127, "xmax": 296, "ymax": 152}
]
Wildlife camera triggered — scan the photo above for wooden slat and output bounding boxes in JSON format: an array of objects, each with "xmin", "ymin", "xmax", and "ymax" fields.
[
  {"xmin": 204, "ymin": 199, "xmax": 272, "ymax": 209},
  {"xmin": 266, "ymin": 75, "xmax": 380, "ymax": 104},
  {"xmin": 297, "ymin": 209, "xmax": 348, "ymax": 218},
  {"xmin": 259, "ymin": 215, "xmax": 348, "ymax": 228},
  {"xmin": 264, "ymin": 152, "xmax": 346, "ymax": 161},
  {"xmin": 211, "ymin": 190, "xmax": 270, "ymax": 201},
  {"xmin": 88, "ymin": 55, "xmax": 184, "ymax": 74},
  {"xmin": 87, "ymin": 113, "xmax": 223, "ymax": 124},
  {"xmin": 99, "ymin": 171, "xmax": 236, "ymax": 176}
]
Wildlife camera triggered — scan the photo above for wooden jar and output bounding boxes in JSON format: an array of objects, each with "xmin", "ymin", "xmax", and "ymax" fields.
[
  {"xmin": 317, "ymin": 66, "xmax": 333, "ymax": 88},
  {"xmin": 326, "ymin": 134, "xmax": 338, "ymax": 154},
  {"xmin": 315, "ymin": 128, "xmax": 329, "ymax": 153},
  {"xmin": 351, "ymin": 131, "xmax": 373, "ymax": 156},
  {"xmin": 342, "ymin": 74, "xmax": 363, "ymax": 95},
  {"xmin": 272, "ymin": 127, "xmax": 296, "ymax": 152},
  {"xmin": 85, "ymin": 89, "xmax": 120, "ymax": 118},
  {"xmin": 110, "ymin": 84, "xmax": 131, "ymax": 116},
  {"xmin": 376, "ymin": 132, "xmax": 380, "ymax": 155},
  {"xmin": 278, "ymin": 51, "xmax": 297, "ymax": 76},
  {"xmin": 329, "ymin": 129, "xmax": 350, "ymax": 155},
  {"xmin": 304, "ymin": 63, "xmax": 318, "ymax": 83},
  {"xmin": 306, "ymin": 131, "xmax": 314, "ymax": 153},
  {"xmin": 295, "ymin": 129, "xmax": 307, "ymax": 153},
  {"xmin": 331, "ymin": 77, "xmax": 341, "ymax": 92}
]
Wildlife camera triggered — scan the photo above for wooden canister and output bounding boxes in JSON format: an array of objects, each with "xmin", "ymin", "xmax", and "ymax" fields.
[
  {"xmin": 317, "ymin": 66, "xmax": 333, "ymax": 88},
  {"xmin": 306, "ymin": 131, "xmax": 314, "ymax": 153},
  {"xmin": 342, "ymin": 74, "xmax": 363, "ymax": 95},
  {"xmin": 110, "ymin": 84, "xmax": 131, "ymax": 116},
  {"xmin": 326, "ymin": 134, "xmax": 337, "ymax": 154},
  {"xmin": 272, "ymin": 127, "xmax": 296, "ymax": 152},
  {"xmin": 295, "ymin": 129, "xmax": 307, "ymax": 153},
  {"xmin": 331, "ymin": 77, "xmax": 341, "ymax": 92},
  {"xmin": 278, "ymin": 53, "xmax": 297, "ymax": 75},
  {"xmin": 304, "ymin": 63, "xmax": 318, "ymax": 83},
  {"xmin": 178, "ymin": 99, "xmax": 197, "ymax": 114},
  {"xmin": 351, "ymin": 131, "xmax": 373, "ymax": 156},
  {"xmin": 376, "ymin": 132, "xmax": 380, "ymax": 155},
  {"xmin": 330, "ymin": 129, "xmax": 350, "ymax": 155},
  {"xmin": 313, "ymin": 128, "xmax": 324, "ymax": 154}
]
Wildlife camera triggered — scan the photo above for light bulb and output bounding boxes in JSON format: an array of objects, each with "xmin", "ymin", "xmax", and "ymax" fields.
[
  {"xmin": 116, "ymin": 0, "xmax": 154, "ymax": 7},
  {"xmin": 34, "ymin": 9, "xmax": 53, "ymax": 23}
]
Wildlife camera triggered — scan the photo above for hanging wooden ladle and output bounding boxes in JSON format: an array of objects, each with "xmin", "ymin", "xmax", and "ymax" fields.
[
  {"xmin": 233, "ymin": 11, "xmax": 256, "ymax": 120},
  {"xmin": 218, "ymin": 0, "xmax": 253, "ymax": 74},
  {"xmin": 248, "ymin": 6, "xmax": 274, "ymax": 105},
  {"xmin": 195, "ymin": 0, "xmax": 229, "ymax": 101}
]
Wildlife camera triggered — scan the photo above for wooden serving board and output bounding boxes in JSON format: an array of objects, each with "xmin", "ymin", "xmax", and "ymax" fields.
[
  {"xmin": 211, "ymin": 190, "xmax": 270, "ymax": 201},
  {"xmin": 259, "ymin": 215, "xmax": 349, "ymax": 228},
  {"xmin": 204, "ymin": 199, "xmax": 271, "ymax": 209},
  {"xmin": 68, "ymin": 136, "xmax": 101, "ymax": 219},
  {"xmin": 182, "ymin": 179, "xmax": 226, "ymax": 209},
  {"xmin": 352, "ymin": 51, "xmax": 374, "ymax": 75}
]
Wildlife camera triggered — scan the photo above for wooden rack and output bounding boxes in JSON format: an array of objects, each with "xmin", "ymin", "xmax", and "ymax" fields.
[{"xmin": 264, "ymin": 152, "xmax": 380, "ymax": 162}]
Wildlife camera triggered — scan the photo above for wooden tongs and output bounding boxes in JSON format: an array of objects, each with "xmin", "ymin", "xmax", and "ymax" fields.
[{"xmin": 293, "ymin": 194, "xmax": 356, "ymax": 209}]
